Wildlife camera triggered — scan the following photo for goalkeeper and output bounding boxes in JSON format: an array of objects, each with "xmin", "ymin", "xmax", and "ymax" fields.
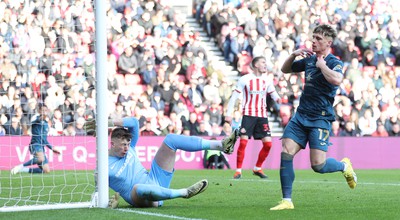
[
  {"xmin": 87, "ymin": 117, "xmax": 238, "ymax": 208},
  {"xmin": 11, "ymin": 104, "xmax": 61, "ymax": 174}
]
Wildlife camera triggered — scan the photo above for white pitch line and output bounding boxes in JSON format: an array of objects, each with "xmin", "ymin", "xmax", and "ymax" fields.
[
  {"xmin": 115, "ymin": 208, "xmax": 207, "ymax": 220},
  {"xmin": 232, "ymin": 179, "xmax": 400, "ymax": 186}
]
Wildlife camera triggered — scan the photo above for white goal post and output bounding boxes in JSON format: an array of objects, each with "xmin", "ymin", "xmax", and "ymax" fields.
[{"xmin": 0, "ymin": 0, "xmax": 108, "ymax": 212}]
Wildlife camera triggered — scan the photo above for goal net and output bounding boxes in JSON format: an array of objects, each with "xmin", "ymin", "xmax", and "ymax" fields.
[{"xmin": 0, "ymin": 0, "xmax": 108, "ymax": 211}]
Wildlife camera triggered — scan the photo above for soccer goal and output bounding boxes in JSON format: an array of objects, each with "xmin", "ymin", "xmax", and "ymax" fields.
[{"xmin": 0, "ymin": 0, "xmax": 109, "ymax": 212}]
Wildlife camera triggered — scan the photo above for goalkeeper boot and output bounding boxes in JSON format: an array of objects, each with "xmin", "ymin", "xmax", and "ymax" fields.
[
  {"xmin": 341, "ymin": 158, "xmax": 357, "ymax": 189},
  {"xmin": 184, "ymin": 179, "xmax": 208, "ymax": 199},
  {"xmin": 270, "ymin": 200, "xmax": 294, "ymax": 210},
  {"xmin": 108, "ymin": 192, "xmax": 120, "ymax": 209},
  {"xmin": 11, "ymin": 165, "xmax": 23, "ymax": 175},
  {"xmin": 222, "ymin": 129, "xmax": 239, "ymax": 154},
  {"xmin": 253, "ymin": 169, "xmax": 268, "ymax": 179},
  {"xmin": 233, "ymin": 171, "xmax": 242, "ymax": 179}
]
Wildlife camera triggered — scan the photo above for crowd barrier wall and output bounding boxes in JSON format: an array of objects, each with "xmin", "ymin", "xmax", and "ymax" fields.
[{"xmin": 1, "ymin": 136, "xmax": 399, "ymax": 170}]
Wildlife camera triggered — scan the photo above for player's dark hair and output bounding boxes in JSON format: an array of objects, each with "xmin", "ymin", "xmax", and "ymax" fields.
[
  {"xmin": 111, "ymin": 127, "xmax": 132, "ymax": 142},
  {"xmin": 313, "ymin": 24, "xmax": 337, "ymax": 40},
  {"xmin": 251, "ymin": 56, "xmax": 265, "ymax": 69}
]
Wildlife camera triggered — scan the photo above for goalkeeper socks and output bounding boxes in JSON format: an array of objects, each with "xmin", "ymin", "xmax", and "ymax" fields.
[
  {"xmin": 163, "ymin": 134, "xmax": 203, "ymax": 152},
  {"xmin": 136, "ymin": 184, "xmax": 186, "ymax": 201},
  {"xmin": 201, "ymin": 139, "xmax": 225, "ymax": 151},
  {"xmin": 280, "ymin": 152, "xmax": 294, "ymax": 199}
]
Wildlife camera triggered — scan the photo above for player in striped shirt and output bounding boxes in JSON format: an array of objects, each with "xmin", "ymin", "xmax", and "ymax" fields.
[{"xmin": 225, "ymin": 56, "xmax": 281, "ymax": 179}]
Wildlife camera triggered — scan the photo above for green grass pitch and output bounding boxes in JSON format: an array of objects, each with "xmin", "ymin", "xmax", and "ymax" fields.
[{"xmin": 1, "ymin": 169, "xmax": 400, "ymax": 220}]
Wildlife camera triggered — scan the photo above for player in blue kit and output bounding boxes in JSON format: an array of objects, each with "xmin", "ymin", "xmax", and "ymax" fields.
[
  {"xmin": 88, "ymin": 116, "xmax": 238, "ymax": 208},
  {"xmin": 270, "ymin": 24, "xmax": 357, "ymax": 210},
  {"xmin": 11, "ymin": 104, "xmax": 61, "ymax": 174}
]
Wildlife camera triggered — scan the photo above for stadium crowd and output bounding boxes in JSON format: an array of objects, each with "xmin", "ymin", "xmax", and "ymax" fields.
[{"xmin": 0, "ymin": 0, "xmax": 399, "ymax": 138}]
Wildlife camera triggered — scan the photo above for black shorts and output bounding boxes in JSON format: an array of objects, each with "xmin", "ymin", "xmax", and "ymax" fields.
[{"xmin": 239, "ymin": 115, "xmax": 271, "ymax": 140}]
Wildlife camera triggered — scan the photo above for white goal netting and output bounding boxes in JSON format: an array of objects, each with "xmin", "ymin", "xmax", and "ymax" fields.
[{"xmin": 0, "ymin": 0, "xmax": 99, "ymax": 211}]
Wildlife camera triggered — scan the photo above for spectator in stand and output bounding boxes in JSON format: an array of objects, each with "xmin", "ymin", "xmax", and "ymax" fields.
[
  {"xmin": 361, "ymin": 49, "xmax": 375, "ymax": 67},
  {"xmin": 372, "ymin": 39, "xmax": 390, "ymax": 66},
  {"xmin": 330, "ymin": 120, "xmax": 341, "ymax": 137},
  {"xmin": 389, "ymin": 123, "xmax": 400, "ymax": 136},
  {"xmin": 169, "ymin": 111, "xmax": 183, "ymax": 135},
  {"xmin": 203, "ymin": 73, "xmax": 220, "ymax": 105},
  {"xmin": 63, "ymin": 124, "xmax": 76, "ymax": 136},
  {"xmin": 179, "ymin": 86, "xmax": 195, "ymax": 113},
  {"xmin": 371, "ymin": 121, "xmax": 389, "ymax": 137},
  {"xmin": 110, "ymin": 102, "xmax": 127, "ymax": 122},
  {"xmin": 75, "ymin": 117, "xmax": 87, "ymax": 136},
  {"xmin": 183, "ymin": 112, "xmax": 200, "ymax": 136},
  {"xmin": 384, "ymin": 115, "xmax": 399, "ymax": 133},
  {"xmin": 372, "ymin": 69, "xmax": 384, "ymax": 91},
  {"xmin": 358, "ymin": 109, "xmax": 377, "ymax": 136},
  {"xmin": 158, "ymin": 80, "xmax": 175, "ymax": 113},
  {"xmin": 186, "ymin": 57, "xmax": 207, "ymax": 82},
  {"xmin": 6, "ymin": 116, "xmax": 22, "ymax": 135},
  {"xmin": 193, "ymin": 104, "xmax": 204, "ymax": 123},
  {"xmin": 151, "ymin": 92, "xmax": 165, "ymax": 112},
  {"xmin": 342, "ymin": 38, "xmax": 360, "ymax": 66},
  {"xmin": 339, "ymin": 121, "xmax": 358, "ymax": 137},
  {"xmin": 142, "ymin": 60, "xmax": 158, "ymax": 87},
  {"xmin": 206, "ymin": 98, "xmax": 223, "ymax": 127},
  {"xmin": 181, "ymin": 47, "xmax": 195, "ymax": 74},
  {"xmin": 138, "ymin": 11, "xmax": 153, "ymax": 35},
  {"xmin": 38, "ymin": 47, "xmax": 55, "ymax": 77},
  {"xmin": 162, "ymin": 46, "xmax": 181, "ymax": 76},
  {"xmin": 51, "ymin": 108, "xmax": 64, "ymax": 136},
  {"xmin": 197, "ymin": 121, "xmax": 209, "ymax": 136},
  {"xmin": 118, "ymin": 46, "xmax": 139, "ymax": 75},
  {"xmin": 187, "ymin": 79, "xmax": 203, "ymax": 107},
  {"xmin": 141, "ymin": 120, "xmax": 158, "ymax": 136}
]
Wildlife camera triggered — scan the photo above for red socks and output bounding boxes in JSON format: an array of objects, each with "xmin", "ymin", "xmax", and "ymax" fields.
[
  {"xmin": 236, "ymin": 139, "xmax": 248, "ymax": 169},
  {"xmin": 256, "ymin": 142, "xmax": 272, "ymax": 167}
]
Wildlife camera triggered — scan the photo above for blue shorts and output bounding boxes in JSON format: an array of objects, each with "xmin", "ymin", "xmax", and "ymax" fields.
[
  {"xmin": 146, "ymin": 160, "xmax": 174, "ymax": 206},
  {"xmin": 29, "ymin": 144, "xmax": 49, "ymax": 165},
  {"xmin": 282, "ymin": 112, "xmax": 332, "ymax": 151},
  {"xmin": 125, "ymin": 160, "xmax": 174, "ymax": 207}
]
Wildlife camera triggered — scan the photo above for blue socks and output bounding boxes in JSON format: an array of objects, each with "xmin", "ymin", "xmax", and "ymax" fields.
[
  {"xmin": 23, "ymin": 157, "xmax": 39, "ymax": 167},
  {"xmin": 280, "ymin": 153, "xmax": 346, "ymax": 199},
  {"xmin": 312, "ymin": 158, "xmax": 345, "ymax": 173},
  {"xmin": 136, "ymin": 184, "xmax": 186, "ymax": 201},
  {"xmin": 280, "ymin": 152, "xmax": 294, "ymax": 199}
]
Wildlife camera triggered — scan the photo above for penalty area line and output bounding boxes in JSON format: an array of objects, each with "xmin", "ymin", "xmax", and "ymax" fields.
[{"xmin": 115, "ymin": 208, "xmax": 207, "ymax": 220}]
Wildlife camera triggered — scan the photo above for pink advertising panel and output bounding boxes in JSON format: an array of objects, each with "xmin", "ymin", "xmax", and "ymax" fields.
[{"xmin": 1, "ymin": 136, "xmax": 399, "ymax": 170}]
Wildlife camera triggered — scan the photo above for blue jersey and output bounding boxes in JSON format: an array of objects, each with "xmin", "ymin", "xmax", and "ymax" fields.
[
  {"xmin": 292, "ymin": 54, "xmax": 343, "ymax": 122},
  {"xmin": 108, "ymin": 118, "xmax": 148, "ymax": 203},
  {"xmin": 30, "ymin": 115, "xmax": 53, "ymax": 150}
]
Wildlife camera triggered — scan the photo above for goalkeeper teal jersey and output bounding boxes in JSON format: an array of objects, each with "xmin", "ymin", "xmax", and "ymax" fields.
[{"xmin": 108, "ymin": 118, "xmax": 148, "ymax": 203}]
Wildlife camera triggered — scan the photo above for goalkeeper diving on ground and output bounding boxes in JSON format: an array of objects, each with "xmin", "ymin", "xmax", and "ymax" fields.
[{"xmin": 85, "ymin": 116, "xmax": 239, "ymax": 208}]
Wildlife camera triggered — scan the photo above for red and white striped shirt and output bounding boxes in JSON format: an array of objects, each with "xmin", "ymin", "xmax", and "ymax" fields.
[{"xmin": 234, "ymin": 73, "xmax": 278, "ymax": 118}]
